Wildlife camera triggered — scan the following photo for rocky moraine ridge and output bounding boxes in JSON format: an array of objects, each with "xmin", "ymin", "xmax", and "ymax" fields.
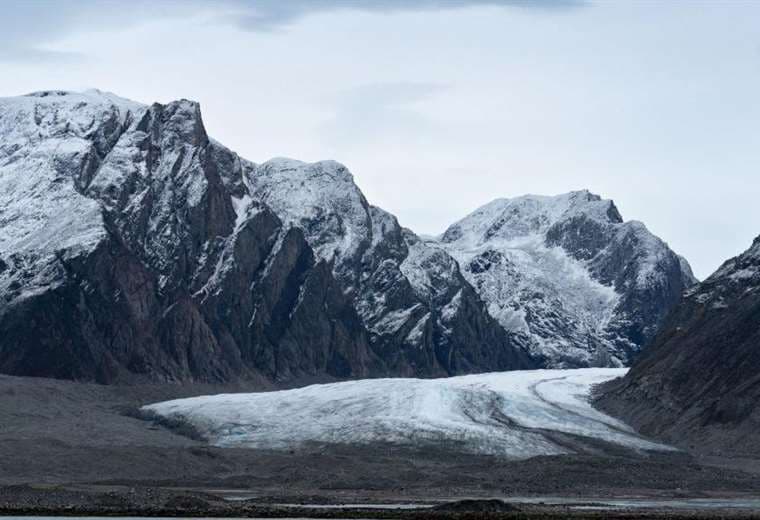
[{"xmin": 0, "ymin": 90, "xmax": 695, "ymax": 383}]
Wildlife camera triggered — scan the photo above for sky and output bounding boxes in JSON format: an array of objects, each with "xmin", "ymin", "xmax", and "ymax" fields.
[{"xmin": 2, "ymin": 0, "xmax": 759, "ymax": 279}]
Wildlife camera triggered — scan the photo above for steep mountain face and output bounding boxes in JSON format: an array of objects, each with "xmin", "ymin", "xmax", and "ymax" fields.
[
  {"xmin": 597, "ymin": 236, "xmax": 760, "ymax": 455},
  {"xmin": 247, "ymin": 159, "xmax": 534, "ymax": 376},
  {"xmin": 0, "ymin": 89, "xmax": 695, "ymax": 383},
  {"xmin": 0, "ymin": 90, "xmax": 532, "ymax": 383},
  {"xmin": 437, "ymin": 192, "xmax": 697, "ymax": 367},
  {"xmin": 0, "ymin": 91, "xmax": 380, "ymax": 383}
]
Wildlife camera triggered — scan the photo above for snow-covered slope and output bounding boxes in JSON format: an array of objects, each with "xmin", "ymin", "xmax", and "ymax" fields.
[
  {"xmin": 250, "ymin": 159, "xmax": 370, "ymax": 279},
  {"xmin": 0, "ymin": 89, "xmax": 694, "ymax": 381},
  {"xmin": 0, "ymin": 90, "xmax": 532, "ymax": 383},
  {"xmin": 0, "ymin": 90, "xmax": 142, "ymax": 301},
  {"xmin": 247, "ymin": 158, "xmax": 534, "ymax": 376},
  {"xmin": 144, "ymin": 368, "xmax": 671, "ymax": 458},
  {"xmin": 0, "ymin": 90, "xmax": 380, "ymax": 382},
  {"xmin": 693, "ymin": 236, "xmax": 760, "ymax": 302},
  {"xmin": 437, "ymin": 191, "xmax": 696, "ymax": 367}
]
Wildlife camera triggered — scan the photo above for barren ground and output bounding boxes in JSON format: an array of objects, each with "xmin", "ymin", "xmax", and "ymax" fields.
[{"xmin": 1, "ymin": 373, "xmax": 759, "ymax": 517}]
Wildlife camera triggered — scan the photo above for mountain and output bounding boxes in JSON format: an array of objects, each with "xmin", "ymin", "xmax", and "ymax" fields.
[
  {"xmin": 436, "ymin": 192, "xmax": 697, "ymax": 367},
  {"xmin": 0, "ymin": 90, "xmax": 386, "ymax": 383},
  {"xmin": 0, "ymin": 90, "xmax": 531, "ymax": 383},
  {"xmin": 248, "ymin": 158, "xmax": 533, "ymax": 376},
  {"xmin": 597, "ymin": 235, "xmax": 760, "ymax": 455},
  {"xmin": 0, "ymin": 90, "xmax": 694, "ymax": 383}
]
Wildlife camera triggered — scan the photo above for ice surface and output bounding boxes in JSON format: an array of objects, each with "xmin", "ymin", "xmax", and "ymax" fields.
[{"xmin": 144, "ymin": 368, "xmax": 672, "ymax": 458}]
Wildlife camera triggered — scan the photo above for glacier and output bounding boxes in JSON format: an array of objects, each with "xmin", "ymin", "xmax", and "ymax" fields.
[{"xmin": 143, "ymin": 368, "xmax": 672, "ymax": 459}]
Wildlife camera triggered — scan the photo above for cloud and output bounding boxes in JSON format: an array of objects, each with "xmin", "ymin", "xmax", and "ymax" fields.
[
  {"xmin": 0, "ymin": 46, "xmax": 85, "ymax": 65},
  {"xmin": 0, "ymin": 0, "xmax": 585, "ymax": 62},
  {"xmin": 0, "ymin": 2, "xmax": 80, "ymax": 63},
  {"xmin": 336, "ymin": 81, "xmax": 447, "ymax": 109},
  {"xmin": 233, "ymin": 0, "xmax": 586, "ymax": 31},
  {"xmin": 0, "ymin": 0, "xmax": 203, "ymax": 63},
  {"xmin": 321, "ymin": 81, "xmax": 448, "ymax": 145}
]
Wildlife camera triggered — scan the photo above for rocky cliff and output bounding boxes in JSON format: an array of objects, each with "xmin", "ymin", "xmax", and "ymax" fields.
[
  {"xmin": 438, "ymin": 192, "xmax": 696, "ymax": 367},
  {"xmin": 0, "ymin": 90, "xmax": 531, "ymax": 383},
  {"xmin": 597, "ymin": 235, "xmax": 760, "ymax": 455},
  {"xmin": 0, "ymin": 90, "xmax": 696, "ymax": 383},
  {"xmin": 0, "ymin": 91, "xmax": 381, "ymax": 383}
]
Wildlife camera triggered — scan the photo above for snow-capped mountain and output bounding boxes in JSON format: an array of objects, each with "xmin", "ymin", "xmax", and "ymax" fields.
[
  {"xmin": 0, "ymin": 90, "xmax": 531, "ymax": 383},
  {"xmin": 0, "ymin": 90, "xmax": 694, "ymax": 383},
  {"xmin": 248, "ymin": 158, "xmax": 533, "ymax": 376},
  {"xmin": 437, "ymin": 192, "xmax": 697, "ymax": 367},
  {"xmin": 143, "ymin": 368, "xmax": 671, "ymax": 458},
  {"xmin": 0, "ymin": 91, "xmax": 381, "ymax": 382},
  {"xmin": 599, "ymin": 235, "xmax": 760, "ymax": 455}
]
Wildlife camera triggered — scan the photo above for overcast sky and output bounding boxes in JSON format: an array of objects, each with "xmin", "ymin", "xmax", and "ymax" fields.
[{"xmin": 2, "ymin": 0, "xmax": 759, "ymax": 279}]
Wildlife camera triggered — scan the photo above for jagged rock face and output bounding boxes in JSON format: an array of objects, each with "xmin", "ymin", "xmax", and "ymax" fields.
[
  {"xmin": 0, "ymin": 89, "xmax": 694, "ymax": 383},
  {"xmin": 247, "ymin": 159, "xmax": 534, "ymax": 376},
  {"xmin": 0, "ymin": 91, "xmax": 378, "ymax": 383},
  {"xmin": 597, "ymin": 236, "xmax": 760, "ymax": 455},
  {"xmin": 438, "ymin": 192, "xmax": 697, "ymax": 368},
  {"xmin": 0, "ymin": 90, "xmax": 534, "ymax": 384}
]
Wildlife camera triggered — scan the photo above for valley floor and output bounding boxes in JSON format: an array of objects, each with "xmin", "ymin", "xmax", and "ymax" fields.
[{"xmin": 1, "ymin": 372, "xmax": 759, "ymax": 516}]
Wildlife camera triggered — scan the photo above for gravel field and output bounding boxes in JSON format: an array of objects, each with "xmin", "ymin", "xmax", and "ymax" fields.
[{"xmin": 1, "ymin": 373, "xmax": 759, "ymax": 517}]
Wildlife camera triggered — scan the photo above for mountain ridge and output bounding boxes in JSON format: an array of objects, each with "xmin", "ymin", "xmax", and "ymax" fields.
[
  {"xmin": 0, "ymin": 90, "xmax": 694, "ymax": 383},
  {"xmin": 597, "ymin": 233, "xmax": 760, "ymax": 456},
  {"xmin": 0, "ymin": 90, "xmax": 382, "ymax": 382},
  {"xmin": 436, "ymin": 190, "xmax": 697, "ymax": 367}
]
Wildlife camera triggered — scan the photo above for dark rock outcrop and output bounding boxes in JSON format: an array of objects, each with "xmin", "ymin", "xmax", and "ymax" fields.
[
  {"xmin": 247, "ymin": 159, "xmax": 534, "ymax": 376},
  {"xmin": 0, "ymin": 91, "xmax": 379, "ymax": 383},
  {"xmin": 0, "ymin": 90, "xmax": 531, "ymax": 383},
  {"xmin": 597, "ymin": 236, "xmax": 760, "ymax": 455}
]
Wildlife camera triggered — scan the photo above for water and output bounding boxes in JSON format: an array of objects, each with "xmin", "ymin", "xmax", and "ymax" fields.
[
  {"xmin": 4, "ymin": 496, "xmax": 760, "ymax": 519},
  {"xmin": 506, "ymin": 496, "xmax": 760, "ymax": 510},
  {"xmin": 220, "ymin": 494, "xmax": 760, "ymax": 511}
]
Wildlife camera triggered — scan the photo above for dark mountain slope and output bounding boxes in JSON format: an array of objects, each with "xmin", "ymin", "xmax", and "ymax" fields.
[
  {"xmin": 0, "ymin": 89, "xmax": 696, "ymax": 383},
  {"xmin": 597, "ymin": 236, "xmax": 760, "ymax": 455},
  {"xmin": 247, "ymin": 158, "xmax": 534, "ymax": 376},
  {"xmin": 0, "ymin": 90, "xmax": 532, "ymax": 383},
  {"xmin": 0, "ymin": 91, "xmax": 379, "ymax": 383}
]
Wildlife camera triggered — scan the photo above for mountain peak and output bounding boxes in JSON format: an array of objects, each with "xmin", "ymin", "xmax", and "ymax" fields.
[
  {"xmin": 261, "ymin": 158, "xmax": 354, "ymax": 181},
  {"xmin": 251, "ymin": 158, "xmax": 368, "ymax": 268},
  {"xmin": 12, "ymin": 88, "xmax": 143, "ymax": 112},
  {"xmin": 440, "ymin": 190, "xmax": 622, "ymax": 247},
  {"xmin": 436, "ymin": 189, "xmax": 694, "ymax": 367},
  {"xmin": 0, "ymin": 89, "xmax": 696, "ymax": 380}
]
